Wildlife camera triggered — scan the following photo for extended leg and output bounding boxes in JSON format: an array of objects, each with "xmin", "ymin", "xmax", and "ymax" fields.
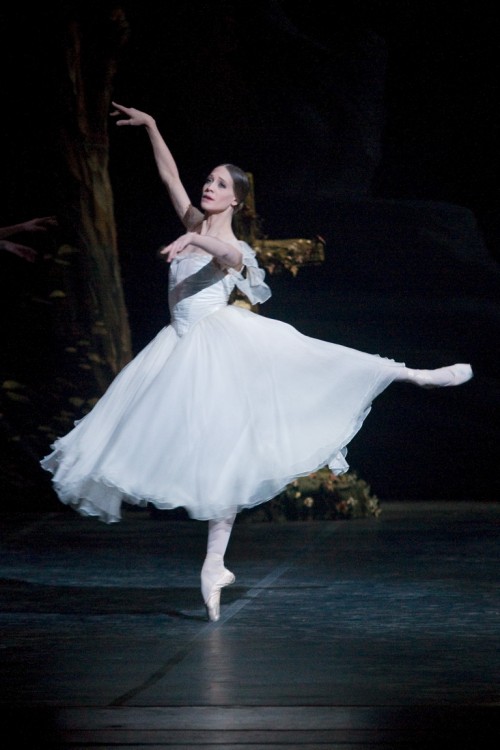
[
  {"xmin": 201, "ymin": 512, "xmax": 236, "ymax": 622},
  {"xmin": 394, "ymin": 363, "xmax": 473, "ymax": 388}
]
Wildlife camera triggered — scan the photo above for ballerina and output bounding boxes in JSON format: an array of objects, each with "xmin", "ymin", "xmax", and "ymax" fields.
[{"xmin": 41, "ymin": 102, "xmax": 473, "ymax": 621}]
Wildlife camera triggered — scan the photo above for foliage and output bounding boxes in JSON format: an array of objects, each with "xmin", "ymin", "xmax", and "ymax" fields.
[
  {"xmin": 240, "ymin": 467, "xmax": 381, "ymax": 522},
  {"xmin": 254, "ymin": 236, "xmax": 326, "ymax": 276},
  {"xmin": 0, "ymin": 375, "xmax": 96, "ymax": 509}
]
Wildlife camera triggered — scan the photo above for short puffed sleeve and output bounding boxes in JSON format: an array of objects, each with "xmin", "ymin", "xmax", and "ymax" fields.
[{"xmin": 226, "ymin": 241, "xmax": 272, "ymax": 305}]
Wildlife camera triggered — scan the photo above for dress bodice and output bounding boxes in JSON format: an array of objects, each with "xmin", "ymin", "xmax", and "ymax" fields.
[{"xmin": 168, "ymin": 240, "xmax": 271, "ymax": 336}]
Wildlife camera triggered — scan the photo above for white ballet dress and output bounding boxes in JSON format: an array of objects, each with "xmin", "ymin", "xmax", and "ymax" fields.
[{"xmin": 41, "ymin": 241, "xmax": 405, "ymax": 523}]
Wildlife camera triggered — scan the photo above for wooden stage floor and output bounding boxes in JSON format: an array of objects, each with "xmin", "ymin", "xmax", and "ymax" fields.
[{"xmin": 0, "ymin": 501, "xmax": 498, "ymax": 748}]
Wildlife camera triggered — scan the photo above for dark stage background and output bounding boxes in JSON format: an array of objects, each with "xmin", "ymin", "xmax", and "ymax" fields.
[{"xmin": 1, "ymin": 1, "xmax": 499, "ymax": 502}]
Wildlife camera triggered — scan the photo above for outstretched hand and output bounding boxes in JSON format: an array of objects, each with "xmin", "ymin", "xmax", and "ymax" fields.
[
  {"xmin": 0, "ymin": 215, "xmax": 58, "ymax": 262},
  {"xmin": 110, "ymin": 102, "xmax": 154, "ymax": 127},
  {"xmin": 0, "ymin": 240, "xmax": 38, "ymax": 263},
  {"xmin": 159, "ymin": 233, "xmax": 196, "ymax": 263},
  {"xmin": 22, "ymin": 216, "xmax": 58, "ymax": 234}
]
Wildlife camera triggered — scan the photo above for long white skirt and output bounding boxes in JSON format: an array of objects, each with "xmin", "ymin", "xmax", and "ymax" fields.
[{"xmin": 41, "ymin": 305, "xmax": 405, "ymax": 522}]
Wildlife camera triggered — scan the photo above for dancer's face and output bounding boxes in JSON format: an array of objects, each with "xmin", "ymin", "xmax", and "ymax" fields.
[{"xmin": 201, "ymin": 166, "xmax": 238, "ymax": 214}]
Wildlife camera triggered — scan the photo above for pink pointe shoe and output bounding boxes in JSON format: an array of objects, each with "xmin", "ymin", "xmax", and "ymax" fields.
[
  {"xmin": 408, "ymin": 363, "xmax": 473, "ymax": 389},
  {"xmin": 205, "ymin": 568, "xmax": 236, "ymax": 622}
]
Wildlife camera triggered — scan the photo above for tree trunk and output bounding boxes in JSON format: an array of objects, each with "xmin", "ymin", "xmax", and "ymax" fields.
[
  {"xmin": 0, "ymin": 3, "xmax": 134, "ymax": 503},
  {"xmin": 49, "ymin": 2, "xmax": 132, "ymax": 397}
]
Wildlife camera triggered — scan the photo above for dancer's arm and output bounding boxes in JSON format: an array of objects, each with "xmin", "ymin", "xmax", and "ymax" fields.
[
  {"xmin": 0, "ymin": 216, "xmax": 58, "ymax": 240},
  {"xmin": 160, "ymin": 232, "xmax": 243, "ymax": 269},
  {"xmin": 0, "ymin": 239, "xmax": 38, "ymax": 262},
  {"xmin": 0, "ymin": 216, "xmax": 58, "ymax": 262},
  {"xmin": 110, "ymin": 102, "xmax": 204, "ymax": 230}
]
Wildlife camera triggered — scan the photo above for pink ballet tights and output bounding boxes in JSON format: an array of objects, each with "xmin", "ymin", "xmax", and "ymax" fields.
[{"xmin": 201, "ymin": 513, "xmax": 236, "ymax": 621}]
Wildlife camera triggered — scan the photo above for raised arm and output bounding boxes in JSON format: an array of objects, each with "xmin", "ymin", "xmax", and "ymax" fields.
[
  {"xmin": 0, "ymin": 216, "xmax": 58, "ymax": 240},
  {"xmin": 110, "ymin": 102, "xmax": 204, "ymax": 229}
]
